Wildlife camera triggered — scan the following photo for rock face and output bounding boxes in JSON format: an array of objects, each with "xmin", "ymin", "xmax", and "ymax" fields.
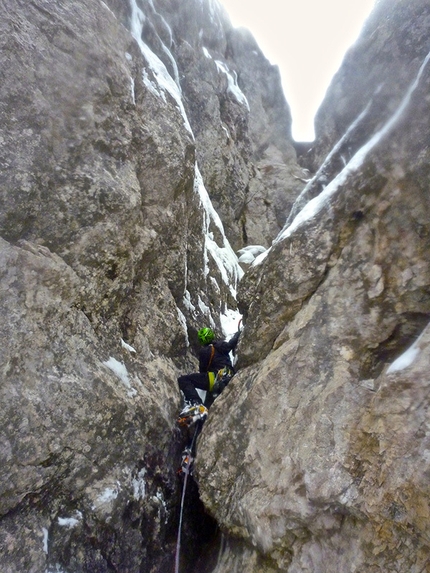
[
  {"xmin": 2, "ymin": 0, "xmax": 430, "ymax": 572},
  {"xmin": 0, "ymin": 1, "xmax": 237, "ymax": 571},
  {"xmin": 128, "ymin": 0, "xmax": 306, "ymax": 250},
  {"xmin": 197, "ymin": 1, "xmax": 430, "ymax": 571}
]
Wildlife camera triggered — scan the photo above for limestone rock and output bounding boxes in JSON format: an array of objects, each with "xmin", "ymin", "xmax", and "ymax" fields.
[
  {"xmin": 131, "ymin": 0, "xmax": 307, "ymax": 249},
  {"xmin": 0, "ymin": 0, "xmax": 245, "ymax": 571},
  {"xmin": 3, "ymin": 0, "xmax": 430, "ymax": 571},
  {"xmin": 302, "ymin": 0, "xmax": 430, "ymax": 175},
  {"xmin": 198, "ymin": 1, "xmax": 430, "ymax": 571}
]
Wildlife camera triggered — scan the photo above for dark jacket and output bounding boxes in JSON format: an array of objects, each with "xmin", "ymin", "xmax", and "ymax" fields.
[{"xmin": 198, "ymin": 331, "xmax": 240, "ymax": 373}]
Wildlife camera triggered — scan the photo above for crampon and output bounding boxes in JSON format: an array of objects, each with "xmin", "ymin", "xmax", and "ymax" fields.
[
  {"xmin": 177, "ymin": 404, "xmax": 208, "ymax": 427},
  {"xmin": 177, "ymin": 447, "xmax": 194, "ymax": 476}
]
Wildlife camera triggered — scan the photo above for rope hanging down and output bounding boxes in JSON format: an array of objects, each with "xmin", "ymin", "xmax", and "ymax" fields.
[{"xmin": 174, "ymin": 421, "xmax": 202, "ymax": 573}]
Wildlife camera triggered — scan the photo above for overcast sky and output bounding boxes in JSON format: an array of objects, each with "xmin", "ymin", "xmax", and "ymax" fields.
[{"xmin": 219, "ymin": 0, "xmax": 376, "ymax": 141}]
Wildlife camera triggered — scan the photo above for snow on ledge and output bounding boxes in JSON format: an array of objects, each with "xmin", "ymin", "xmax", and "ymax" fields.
[
  {"xmin": 103, "ymin": 357, "xmax": 137, "ymax": 397},
  {"xmin": 215, "ymin": 60, "xmax": 250, "ymax": 111},
  {"xmin": 194, "ymin": 164, "xmax": 243, "ymax": 297},
  {"xmin": 386, "ymin": 325, "xmax": 428, "ymax": 374},
  {"xmin": 121, "ymin": 339, "xmax": 136, "ymax": 354},
  {"xmin": 270, "ymin": 49, "xmax": 430, "ymax": 251},
  {"xmin": 58, "ymin": 511, "xmax": 83, "ymax": 529},
  {"xmin": 129, "ymin": 0, "xmax": 194, "ymax": 136}
]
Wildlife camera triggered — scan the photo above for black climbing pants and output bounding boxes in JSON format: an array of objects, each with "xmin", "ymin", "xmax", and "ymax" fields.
[{"xmin": 178, "ymin": 372, "xmax": 213, "ymax": 405}]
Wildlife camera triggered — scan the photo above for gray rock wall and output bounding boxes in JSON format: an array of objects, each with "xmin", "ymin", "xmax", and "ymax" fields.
[
  {"xmin": 0, "ymin": 0, "xmax": 255, "ymax": 571},
  {"xmin": 2, "ymin": 0, "xmax": 430, "ymax": 571},
  {"xmin": 125, "ymin": 0, "xmax": 306, "ymax": 249},
  {"xmin": 197, "ymin": 1, "xmax": 430, "ymax": 571}
]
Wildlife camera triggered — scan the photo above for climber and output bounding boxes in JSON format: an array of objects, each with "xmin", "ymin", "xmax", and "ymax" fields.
[{"xmin": 177, "ymin": 326, "xmax": 240, "ymax": 424}]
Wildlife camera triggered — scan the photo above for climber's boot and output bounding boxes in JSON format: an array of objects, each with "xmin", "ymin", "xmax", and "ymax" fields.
[{"xmin": 177, "ymin": 403, "xmax": 208, "ymax": 427}]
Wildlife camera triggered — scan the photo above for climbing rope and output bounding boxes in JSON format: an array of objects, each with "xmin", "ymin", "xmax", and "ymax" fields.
[{"xmin": 174, "ymin": 422, "xmax": 202, "ymax": 573}]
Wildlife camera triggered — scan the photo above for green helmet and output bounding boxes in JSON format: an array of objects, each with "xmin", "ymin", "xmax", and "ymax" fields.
[{"xmin": 198, "ymin": 327, "xmax": 214, "ymax": 345}]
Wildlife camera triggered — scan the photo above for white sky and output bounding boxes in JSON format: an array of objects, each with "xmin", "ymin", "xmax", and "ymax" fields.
[{"xmin": 219, "ymin": 0, "xmax": 376, "ymax": 141}]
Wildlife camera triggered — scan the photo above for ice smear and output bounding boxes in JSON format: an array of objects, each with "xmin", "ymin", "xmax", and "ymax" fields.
[
  {"xmin": 129, "ymin": 0, "xmax": 193, "ymax": 136},
  {"xmin": 42, "ymin": 527, "xmax": 49, "ymax": 554},
  {"xmin": 261, "ymin": 50, "xmax": 430, "ymax": 258},
  {"xmin": 194, "ymin": 164, "xmax": 243, "ymax": 297},
  {"xmin": 121, "ymin": 339, "xmax": 136, "ymax": 354},
  {"xmin": 58, "ymin": 512, "xmax": 82, "ymax": 529},
  {"xmin": 215, "ymin": 60, "xmax": 250, "ymax": 110},
  {"xmin": 132, "ymin": 468, "xmax": 146, "ymax": 500},
  {"xmin": 103, "ymin": 357, "xmax": 137, "ymax": 397},
  {"xmin": 386, "ymin": 324, "xmax": 429, "ymax": 373}
]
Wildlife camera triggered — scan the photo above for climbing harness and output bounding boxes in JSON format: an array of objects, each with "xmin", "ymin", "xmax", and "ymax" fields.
[
  {"xmin": 174, "ymin": 421, "xmax": 203, "ymax": 573},
  {"xmin": 211, "ymin": 366, "xmax": 234, "ymax": 396}
]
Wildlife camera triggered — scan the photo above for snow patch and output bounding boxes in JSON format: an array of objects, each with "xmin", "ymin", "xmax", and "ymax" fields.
[
  {"xmin": 99, "ymin": 0, "xmax": 116, "ymax": 18},
  {"xmin": 215, "ymin": 60, "xmax": 250, "ymax": 110},
  {"xmin": 202, "ymin": 47, "xmax": 212, "ymax": 59},
  {"xmin": 42, "ymin": 527, "xmax": 49, "ymax": 554},
  {"xmin": 45, "ymin": 566, "xmax": 68, "ymax": 573},
  {"xmin": 220, "ymin": 308, "xmax": 242, "ymax": 339},
  {"xmin": 270, "ymin": 50, "xmax": 430, "ymax": 251},
  {"xmin": 252, "ymin": 249, "xmax": 270, "ymax": 267},
  {"xmin": 132, "ymin": 468, "xmax": 146, "ymax": 500},
  {"xmin": 58, "ymin": 511, "xmax": 82, "ymax": 529},
  {"xmin": 198, "ymin": 295, "xmax": 210, "ymax": 316},
  {"xmin": 142, "ymin": 68, "xmax": 164, "ymax": 100},
  {"xmin": 153, "ymin": 489, "xmax": 169, "ymax": 524},
  {"xmin": 221, "ymin": 125, "xmax": 230, "ymax": 139},
  {"xmin": 196, "ymin": 388, "xmax": 207, "ymax": 403},
  {"xmin": 177, "ymin": 307, "xmax": 189, "ymax": 346},
  {"xmin": 194, "ymin": 164, "xmax": 243, "ymax": 298},
  {"xmin": 129, "ymin": 0, "xmax": 193, "ymax": 136},
  {"xmin": 209, "ymin": 276, "xmax": 220, "ymax": 294},
  {"xmin": 183, "ymin": 289, "xmax": 196, "ymax": 314},
  {"xmin": 237, "ymin": 245, "xmax": 266, "ymax": 265},
  {"xmin": 103, "ymin": 357, "xmax": 137, "ymax": 397},
  {"xmin": 161, "ymin": 42, "xmax": 181, "ymax": 87},
  {"xmin": 93, "ymin": 483, "xmax": 121, "ymax": 510},
  {"xmin": 99, "ymin": 487, "xmax": 119, "ymax": 503},
  {"xmin": 129, "ymin": 77, "xmax": 136, "ymax": 105},
  {"xmin": 387, "ymin": 331, "xmax": 425, "ymax": 374},
  {"xmin": 387, "ymin": 345, "xmax": 421, "ymax": 373},
  {"xmin": 121, "ymin": 339, "xmax": 136, "ymax": 354}
]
